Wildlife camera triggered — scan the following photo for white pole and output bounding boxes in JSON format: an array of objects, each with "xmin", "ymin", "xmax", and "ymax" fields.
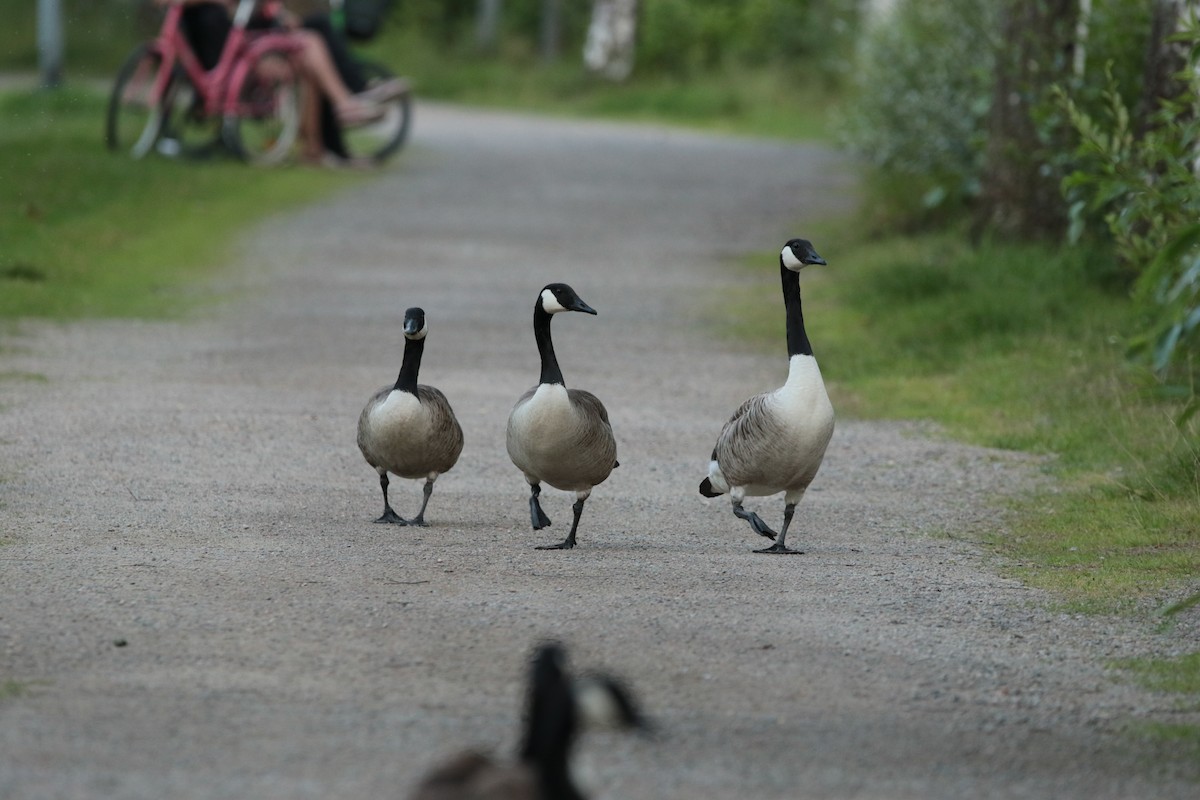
[
  {"xmin": 477, "ymin": 0, "xmax": 502, "ymax": 51},
  {"xmin": 37, "ymin": 0, "xmax": 65, "ymax": 88}
]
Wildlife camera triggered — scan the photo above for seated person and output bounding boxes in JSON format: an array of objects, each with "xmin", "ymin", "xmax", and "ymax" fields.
[{"xmin": 169, "ymin": 0, "xmax": 403, "ymax": 162}]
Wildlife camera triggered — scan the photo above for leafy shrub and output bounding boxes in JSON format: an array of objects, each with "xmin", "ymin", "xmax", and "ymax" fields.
[
  {"xmin": 1056, "ymin": 43, "xmax": 1200, "ymax": 423},
  {"xmin": 837, "ymin": 0, "xmax": 998, "ymax": 219}
]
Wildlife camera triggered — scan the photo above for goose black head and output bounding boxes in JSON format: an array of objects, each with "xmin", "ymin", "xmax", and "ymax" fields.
[
  {"xmin": 538, "ymin": 283, "xmax": 597, "ymax": 316},
  {"xmin": 403, "ymin": 307, "xmax": 429, "ymax": 340},
  {"xmin": 781, "ymin": 239, "xmax": 826, "ymax": 272}
]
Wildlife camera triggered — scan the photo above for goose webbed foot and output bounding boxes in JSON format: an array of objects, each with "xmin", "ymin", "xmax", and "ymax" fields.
[
  {"xmin": 374, "ymin": 507, "xmax": 408, "ymax": 525},
  {"xmin": 754, "ymin": 542, "xmax": 804, "ymax": 554},
  {"xmin": 535, "ymin": 536, "xmax": 575, "ymax": 550},
  {"xmin": 732, "ymin": 502, "xmax": 776, "ymax": 540},
  {"xmin": 529, "ymin": 484, "xmax": 552, "ymax": 530}
]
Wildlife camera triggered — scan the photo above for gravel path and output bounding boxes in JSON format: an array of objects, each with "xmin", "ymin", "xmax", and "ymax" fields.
[{"xmin": 1, "ymin": 104, "xmax": 1196, "ymax": 799}]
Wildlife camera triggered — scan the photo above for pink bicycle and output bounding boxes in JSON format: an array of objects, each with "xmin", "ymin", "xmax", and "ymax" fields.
[{"xmin": 105, "ymin": 0, "xmax": 307, "ymax": 165}]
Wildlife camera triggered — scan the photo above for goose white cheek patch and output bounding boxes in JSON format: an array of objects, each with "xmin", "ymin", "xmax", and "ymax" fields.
[
  {"xmin": 405, "ymin": 326, "xmax": 429, "ymax": 341},
  {"xmin": 540, "ymin": 288, "xmax": 567, "ymax": 313},
  {"xmin": 781, "ymin": 246, "xmax": 805, "ymax": 271}
]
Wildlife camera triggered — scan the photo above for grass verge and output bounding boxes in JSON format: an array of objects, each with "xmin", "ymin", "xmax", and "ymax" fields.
[
  {"xmin": 371, "ymin": 30, "xmax": 835, "ymax": 141},
  {"xmin": 1116, "ymin": 653, "xmax": 1200, "ymax": 756},
  {"xmin": 0, "ymin": 87, "xmax": 363, "ymax": 321}
]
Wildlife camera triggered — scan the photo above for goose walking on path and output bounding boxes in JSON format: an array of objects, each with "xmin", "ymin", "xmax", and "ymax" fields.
[
  {"xmin": 408, "ymin": 642, "xmax": 647, "ymax": 800},
  {"xmin": 700, "ymin": 238, "xmax": 835, "ymax": 554},
  {"xmin": 357, "ymin": 307, "xmax": 464, "ymax": 526},
  {"xmin": 506, "ymin": 284, "xmax": 618, "ymax": 550}
]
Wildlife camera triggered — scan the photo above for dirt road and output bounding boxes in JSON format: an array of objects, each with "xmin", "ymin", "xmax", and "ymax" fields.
[{"xmin": 1, "ymin": 104, "xmax": 1196, "ymax": 799}]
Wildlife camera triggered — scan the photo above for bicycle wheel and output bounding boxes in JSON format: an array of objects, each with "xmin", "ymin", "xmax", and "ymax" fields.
[
  {"xmin": 341, "ymin": 59, "xmax": 412, "ymax": 163},
  {"xmin": 106, "ymin": 43, "xmax": 166, "ymax": 159},
  {"xmin": 159, "ymin": 67, "xmax": 222, "ymax": 159},
  {"xmin": 222, "ymin": 49, "xmax": 301, "ymax": 166}
]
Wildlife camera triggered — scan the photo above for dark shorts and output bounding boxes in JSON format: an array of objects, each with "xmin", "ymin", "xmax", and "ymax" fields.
[{"xmin": 181, "ymin": 2, "xmax": 232, "ymax": 70}]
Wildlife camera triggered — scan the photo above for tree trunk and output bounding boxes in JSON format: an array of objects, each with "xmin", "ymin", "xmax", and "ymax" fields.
[
  {"xmin": 1138, "ymin": 0, "xmax": 1193, "ymax": 137},
  {"xmin": 583, "ymin": 0, "xmax": 639, "ymax": 81},
  {"xmin": 975, "ymin": 0, "xmax": 1080, "ymax": 239}
]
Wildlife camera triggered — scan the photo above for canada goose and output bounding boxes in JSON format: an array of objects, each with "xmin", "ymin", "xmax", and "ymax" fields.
[
  {"xmin": 506, "ymin": 284, "xmax": 618, "ymax": 550},
  {"xmin": 408, "ymin": 642, "xmax": 647, "ymax": 800},
  {"xmin": 700, "ymin": 238, "xmax": 835, "ymax": 554},
  {"xmin": 357, "ymin": 307, "xmax": 464, "ymax": 526}
]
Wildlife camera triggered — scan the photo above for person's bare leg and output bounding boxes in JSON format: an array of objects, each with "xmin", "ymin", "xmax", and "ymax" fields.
[
  {"xmin": 292, "ymin": 31, "xmax": 356, "ymax": 112},
  {"xmin": 298, "ymin": 79, "xmax": 323, "ymax": 162}
]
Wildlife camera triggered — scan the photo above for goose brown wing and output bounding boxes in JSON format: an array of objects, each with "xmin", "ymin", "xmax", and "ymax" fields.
[
  {"xmin": 568, "ymin": 388, "xmax": 618, "ymax": 475},
  {"xmin": 416, "ymin": 384, "xmax": 465, "ymax": 472},
  {"xmin": 713, "ymin": 393, "xmax": 789, "ymax": 485}
]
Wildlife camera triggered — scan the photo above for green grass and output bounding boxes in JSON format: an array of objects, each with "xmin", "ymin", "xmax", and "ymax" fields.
[
  {"xmin": 376, "ymin": 30, "xmax": 835, "ymax": 140},
  {"xmin": 0, "ymin": 87, "xmax": 362, "ymax": 321},
  {"xmin": 1118, "ymin": 652, "xmax": 1200, "ymax": 695},
  {"xmin": 0, "ymin": 680, "xmax": 29, "ymax": 701},
  {"xmin": 1115, "ymin": 653, "xmax": 1200, "ymax": 755}
]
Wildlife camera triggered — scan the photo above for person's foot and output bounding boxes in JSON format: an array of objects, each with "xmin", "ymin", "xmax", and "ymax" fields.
[
  {"xmin": 357, "ymin": 78, "xmax": 410, "ymax": 105},
  {"xmin": 336, "ymin": 99, "xmax": 385, "ymax": 126}
]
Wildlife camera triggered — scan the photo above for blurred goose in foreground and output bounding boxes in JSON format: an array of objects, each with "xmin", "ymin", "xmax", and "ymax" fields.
[
  {"xmin": 506, "ymin": 284, "xmax": 618, "ymax": 550},
  {"xmin": 408, "ymin": 642, "xmax": 647, "ymax": 800},
  {"xmin": 700, "ymin": 238, "xmax": 835, "ymax": 554},
  {"xmin": 357, "ymin": 307, "xmax": 464, "ymax": 526}
]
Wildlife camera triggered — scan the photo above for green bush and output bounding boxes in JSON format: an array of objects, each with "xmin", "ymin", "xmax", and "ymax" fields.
[
  {"xmin": 1057, "ymin": 49, "xmax": 1200, "ymax": 424},
  {"xmin": 837, "ymin": 0, "xmax": 998, "ymax": 220}
]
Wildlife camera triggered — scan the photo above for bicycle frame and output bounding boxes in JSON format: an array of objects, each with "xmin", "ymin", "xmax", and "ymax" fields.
[{"xmin": 147, "ymin": 0, "xmax": 306, "ymax": 120}]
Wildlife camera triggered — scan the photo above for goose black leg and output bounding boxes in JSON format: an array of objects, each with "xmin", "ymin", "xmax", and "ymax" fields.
[
  {"xmin": 733, "ymin": 500, "xmax": 776, "ymax": 540},
  {"xmin": 537, "ymin": 498, "xmax": 584, "ymax": 550},
  {"xmin": 408, "ymin": 479, "xmax": 435, "ymax": 527},
  {"xmin": 529, "ymin": 483, "xmax": 553, "ymax": 530},
  {"xmin": 374, "ymin": 473, "xmax": 408, "ymax": 525},
  {"xmin": 755, "ymin": 503, "xmax": 803, "ymax": 554}
]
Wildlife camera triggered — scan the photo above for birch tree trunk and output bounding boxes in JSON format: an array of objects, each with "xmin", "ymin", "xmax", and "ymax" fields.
[{"xmin": 583, "ymin": 0, "xmax": 639, "ymax": 82}]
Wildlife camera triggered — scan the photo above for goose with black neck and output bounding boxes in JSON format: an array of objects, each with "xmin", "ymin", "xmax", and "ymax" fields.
[
  {"xmin": 700, "ymin": 238, "xmax": 835, "ymax": 554},
  {"xmin": 506, "ymin": 284, "xmax": 618, "ymax": 551}
]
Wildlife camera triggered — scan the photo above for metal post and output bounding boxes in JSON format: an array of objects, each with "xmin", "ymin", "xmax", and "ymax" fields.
[{"xmin": 37, "ymin": 0, "xmax": 65, "ymax": 89}]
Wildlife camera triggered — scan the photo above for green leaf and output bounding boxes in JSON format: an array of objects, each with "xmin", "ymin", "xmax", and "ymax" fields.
[{"xmin": 1154, "ymin": 323, "xmax": 1183, "ymax": 373}]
